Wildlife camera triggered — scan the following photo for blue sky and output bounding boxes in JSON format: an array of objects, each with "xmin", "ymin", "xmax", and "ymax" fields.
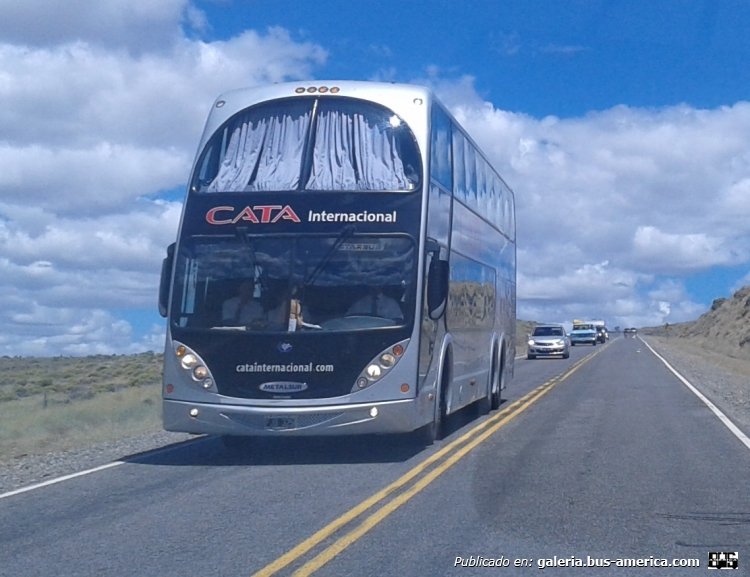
[
  {"xmin": 206, "ymin": 0, "xmax": 750, "ymax": 117},
  {"xmin": 1, "ymin": 0, "xmax": 749, "ymax": 355}
]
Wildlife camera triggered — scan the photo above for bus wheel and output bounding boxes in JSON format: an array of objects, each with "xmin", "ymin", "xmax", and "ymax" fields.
[
  {"xmin": 417, "ymin": 376, "xmax": 448, "ymax": 445},
  {"xmin": 476, "ymin": 383, "xmax": 492, "ymax": 416},
  {"xmin": 476, "ymin": 354, "xmax": 496, "ymax": 416},
  {"xmin": 491, "ymin": 357, "xmax": 504, "ymax": 410}
]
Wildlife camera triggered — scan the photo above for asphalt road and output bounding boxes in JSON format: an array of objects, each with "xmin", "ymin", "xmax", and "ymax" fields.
[{"xmin": 2, "ymin": 336, "xmax": 749, "ymax": 577}]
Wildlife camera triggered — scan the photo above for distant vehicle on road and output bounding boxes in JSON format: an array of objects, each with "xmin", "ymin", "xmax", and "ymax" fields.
[
  {"xmin": 595, "ymin": 325, "xmax": 609, "ymax": 343},
  {"xmin": 570, "ymin": 322, "xmax": 598, "ymax": 346},
  {"xmin": 527, "ymin": 324, "xmax": 570, "ymax": 359},
  {"xmin": 624, "ymin": 327, "xmax": 638, "ymax": 337}
]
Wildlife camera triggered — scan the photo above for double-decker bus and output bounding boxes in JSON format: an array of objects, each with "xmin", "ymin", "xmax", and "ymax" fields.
[{"xmin": 158, "ymin": 81, "xmax": 516, "ymax": 445}]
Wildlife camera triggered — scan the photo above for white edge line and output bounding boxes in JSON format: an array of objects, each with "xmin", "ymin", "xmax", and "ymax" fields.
[
  {"xmin": 0, "ymin": 435, "xmax": 209, "ymax": 500},
  {"xmin": 641, "ymin": 338, "xmax": 750, "ymax": 451},
  {"xmin": 0, "ymin": 461, "xmax": 124, "ymax": 500}
]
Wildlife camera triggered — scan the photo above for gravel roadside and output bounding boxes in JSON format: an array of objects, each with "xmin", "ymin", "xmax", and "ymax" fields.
[
  {"xmin": 2, "ymin": 335, "xmax": 748, "ymax": 496},
  {"xmin": 0, "ymin": 430, "xmax": 197, "ymax": 496},
  {"xmin": 643, "ymin": 335, "xmax": 750, "ymax": 436}
]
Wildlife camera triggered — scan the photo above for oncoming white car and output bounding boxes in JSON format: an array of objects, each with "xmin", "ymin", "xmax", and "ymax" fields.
[{"xmin": 527, "ymin": 324, "xmax": 571, "ymax": 359}]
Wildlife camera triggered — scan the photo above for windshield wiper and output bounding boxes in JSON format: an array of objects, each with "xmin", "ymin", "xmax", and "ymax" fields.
[{"xmin": 303, "ymin": 224, "xmax": 356, "ymax": 286}]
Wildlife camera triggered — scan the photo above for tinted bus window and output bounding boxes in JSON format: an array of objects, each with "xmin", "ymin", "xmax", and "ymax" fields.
[{"xmin": 430, "ymin": 104, "xmax": 452, "ymax": 190}]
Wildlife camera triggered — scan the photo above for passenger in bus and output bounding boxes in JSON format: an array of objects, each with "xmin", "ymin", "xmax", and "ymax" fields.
[
  {"xmin": 222, "ymin": 280, "xmax": 287, "ymax": 329},
  {"xmin": 346, "ymin": 287, "xmax": 403, "ymax": 320}
]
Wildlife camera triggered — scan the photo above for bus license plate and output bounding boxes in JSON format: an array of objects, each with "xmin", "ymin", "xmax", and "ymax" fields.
[{"xmin": 265, "ymin": 416, "xmax": 296, "ymax": 430}]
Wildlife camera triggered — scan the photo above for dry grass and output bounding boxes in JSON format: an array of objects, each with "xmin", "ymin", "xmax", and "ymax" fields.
[
  {"xmin": 0, "ymin": 353, "xmax": 163, "ymax": 460},
  {"xmin": 0, "ymin": 387, "xmax": 163, "ymax": 459}
]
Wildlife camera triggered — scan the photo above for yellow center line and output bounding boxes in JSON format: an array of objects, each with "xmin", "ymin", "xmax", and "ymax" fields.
[{"xmin": 252, "ymin": 349, "xmax": 599, "ymax": 577}]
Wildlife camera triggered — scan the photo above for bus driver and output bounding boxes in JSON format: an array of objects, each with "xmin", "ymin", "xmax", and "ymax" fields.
[
  {"xmin": 222, "ymin": 280, "xmax": 287, "ymax": 329},
  {"xmin": 222, "ymin": 280, "xmax": 265, "ymax": 324}
]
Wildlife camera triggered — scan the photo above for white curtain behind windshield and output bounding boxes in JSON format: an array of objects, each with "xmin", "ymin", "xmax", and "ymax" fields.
[
  {"xmin": 206, "ymin": 103, "xmax": 310, "ymax": 192},
  {"xmin": 306, "ymin": 101, "xmax": 415, "ymax": 191},
  {"xmin": 197, "ymin": 98, "xmax": 419, "ymax": 193}
]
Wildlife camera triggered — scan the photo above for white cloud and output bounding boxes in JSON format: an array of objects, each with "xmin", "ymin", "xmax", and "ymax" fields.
[
  {"xmin": 0, "ymin": 0, "xmax": 195, "ymax": 52},
  {"xmin": 0, "ymin": 306, "xmax": 157, "ymax": 357},
  {"xmin": 0, "ymin": 143, "xmax": 187, "ymax": 215},
  {"xmin": 440, "ymin": 80, "xmax": 750, "ymax": 328},
  {"xmin": 0, "ymin": 1, "xmax": 329, "ymax": 355},
  {"xmin": 632, "ymin": 226, "xmax": 742, "ymax": 272}
]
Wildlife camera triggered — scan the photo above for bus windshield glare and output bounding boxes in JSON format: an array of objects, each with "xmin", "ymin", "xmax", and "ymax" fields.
[
  {"xmin": 170, "ymin": 234, "xmax": 415, "ymax": 332},
  {"xmin": 191, "ymin": 98, "xmax": 421, "ymax": 193}
]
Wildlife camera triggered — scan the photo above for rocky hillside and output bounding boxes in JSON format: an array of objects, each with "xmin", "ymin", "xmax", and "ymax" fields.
[{"xmin": 644, "ymin": 285, "xmax": 750, "ymax": 360}]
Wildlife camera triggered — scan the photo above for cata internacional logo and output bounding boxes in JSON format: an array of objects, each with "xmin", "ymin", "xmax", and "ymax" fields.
[{"xmin": 205, "ymin": 205, "xmax": 301, "ymax": 225}]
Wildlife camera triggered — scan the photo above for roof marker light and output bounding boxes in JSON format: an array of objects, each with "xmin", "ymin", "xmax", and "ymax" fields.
[{"xmin": 294, "ymin": 85, "xmax": 340, "ymax": 94}]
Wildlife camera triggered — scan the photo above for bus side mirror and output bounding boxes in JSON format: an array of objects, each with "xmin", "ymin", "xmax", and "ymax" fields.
[
  {"xmin": 427, "ymin": 258, "xmax": 449, "ymax": 320},
  {"xmin": 158, "ymin": 243, "xmax": 175, "ymax": 318}
]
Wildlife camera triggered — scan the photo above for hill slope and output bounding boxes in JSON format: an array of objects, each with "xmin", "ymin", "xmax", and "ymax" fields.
[{"xmin": 644, "ymin": 285, "xmax": 750, "ymax": 360}]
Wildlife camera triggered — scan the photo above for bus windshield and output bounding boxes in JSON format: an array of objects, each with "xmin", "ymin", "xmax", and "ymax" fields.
[
  {"xmin": 191, "ymin": 97, "xmax": 421, "ymax": 194},
  {"xmin": 170, "ymin": 234, "xmax": 416, "ymax": 332}
]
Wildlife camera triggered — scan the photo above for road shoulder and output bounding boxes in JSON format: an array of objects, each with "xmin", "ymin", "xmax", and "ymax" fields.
[{"xmin": 644, "ymin": 336, "xmax": 750, "ymax": 439}]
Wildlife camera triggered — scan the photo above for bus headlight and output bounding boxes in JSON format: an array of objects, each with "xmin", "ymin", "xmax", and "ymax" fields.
[
  {"xmin": 352, "ymin": 338, "xmax": 409, "ymax": 393},
  {"xmin": 366, "ymin": 364, "xmax": 382, "ymax": 379},
  {"xmin": 172, "ymin": 341, "xmax": 217, "ymax": 392},
  {"xmin": 181, "ymin": 353, "xmax": 198, "ymax": 369}
]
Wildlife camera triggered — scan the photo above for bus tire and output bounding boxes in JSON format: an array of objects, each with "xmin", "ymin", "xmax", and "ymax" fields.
[
  {"xmin": 491, "ymin": 352, "xmax": 505, "ymax": 410},
  {"xmin": 476, "ymin": 384, "xmax": 492, "ymax": 416},
  {"xmin": 476, "ymin": 346, "xmax": 497, "ymax": 416},
  {"xmin": 417, "ymin": 363, "xmax": 449, "ymax": 445}
]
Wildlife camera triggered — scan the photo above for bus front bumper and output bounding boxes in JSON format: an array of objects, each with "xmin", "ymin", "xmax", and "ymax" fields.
[{"xmin": 163, "ymin": 397, "xmax": 426, "ymax": 437}]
